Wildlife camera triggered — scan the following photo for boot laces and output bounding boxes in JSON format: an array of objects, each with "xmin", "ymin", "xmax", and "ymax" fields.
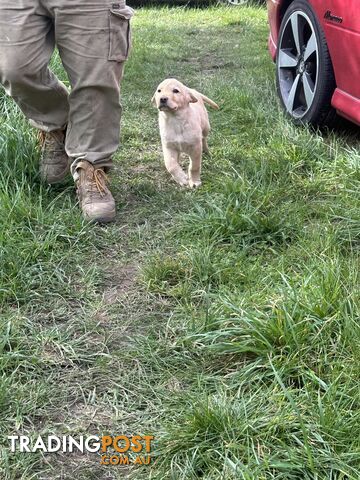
[
  {"xmin": 38, "ymin": 131, "xmax": 46, "ymax": 146},
  {"xmin": 38, "ymin": 130, "xmax": 64, "ymax": 152},
  {"xmin": 92, "ymin": 169, "xmax": 109, "ymax": 198}
]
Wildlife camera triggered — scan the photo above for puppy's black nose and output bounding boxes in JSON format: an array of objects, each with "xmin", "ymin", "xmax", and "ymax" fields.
[{"xmin": 160, "ymin": 97, "xmax": 168, "ymax": 104}]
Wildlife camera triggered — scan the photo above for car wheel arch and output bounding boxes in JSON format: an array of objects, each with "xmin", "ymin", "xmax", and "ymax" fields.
[{"xmin": 280, "ymin": 0, "xmax": 297, "ymax": 22}]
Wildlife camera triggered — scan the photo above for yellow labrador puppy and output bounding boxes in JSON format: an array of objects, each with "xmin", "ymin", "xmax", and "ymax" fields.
[{"xmin": 152, "ymin": 78, "xmax": 219, "ymax": 188}]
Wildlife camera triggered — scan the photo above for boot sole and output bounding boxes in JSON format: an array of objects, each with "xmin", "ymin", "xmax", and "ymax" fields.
[{"xmin": 86, "ymin": 210, "xmax": 116, "ymax": 224}]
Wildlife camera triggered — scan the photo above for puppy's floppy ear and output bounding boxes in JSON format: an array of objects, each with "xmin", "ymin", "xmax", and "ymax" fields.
[
  {"xmin": 187, "ymin": 89, "xmax": 198, "ymax": 104},
  {"xmin": 151, "ymin": 93, "xmax": 157, "ymax": 106}
]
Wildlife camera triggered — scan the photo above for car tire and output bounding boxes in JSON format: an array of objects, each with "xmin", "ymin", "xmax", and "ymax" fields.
[{"xmin": 276, "ymin": 0, "xmax": 337, "ymax": 127}]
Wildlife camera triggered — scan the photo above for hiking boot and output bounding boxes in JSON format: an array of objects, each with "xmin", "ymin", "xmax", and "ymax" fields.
[
  {"xmin": 39, "ymin": 128, "xmax": 69, "ymax": 184},
  {"xmin": 75, "ymin": 161, "xmax": 116, "ymax": 223}
]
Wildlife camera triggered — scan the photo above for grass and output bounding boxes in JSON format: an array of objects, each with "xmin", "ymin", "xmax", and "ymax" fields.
[{"xmin": 0, "ymin": 4, "xmax": 360, "ymax": 480}]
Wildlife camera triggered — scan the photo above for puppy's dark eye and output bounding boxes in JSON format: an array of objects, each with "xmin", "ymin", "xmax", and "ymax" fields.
[
  {"xmin": 173, "ymin": 89, "xmax": 180, "ymax": 94},
  {"xmin": 157, "ymin": 89, "xmax": 161, "ymax": 93}
]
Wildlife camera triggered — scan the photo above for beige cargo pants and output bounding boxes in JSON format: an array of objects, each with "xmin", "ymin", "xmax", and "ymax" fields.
[{"xmin": 0, "ymin": 0, "xmax": 134, "ymax": 175}]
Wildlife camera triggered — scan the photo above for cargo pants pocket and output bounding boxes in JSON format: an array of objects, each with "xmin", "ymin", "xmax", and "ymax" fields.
[{"xmin": 108, "ymin": 3, "xmax": 134, "ymax": 62}]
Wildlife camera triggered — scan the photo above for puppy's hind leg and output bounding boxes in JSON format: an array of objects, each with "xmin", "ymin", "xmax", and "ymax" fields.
[
  {"xmin": 163, "ymin": 146, "xmax": 188, "ymax": 186},
  {"xmin": 202, "ymin": 137, "xmax": 210, "ymax": 155},
  {"xmin": 188, "ymin": 143, "xmax": 202, "ymax": 189},
  {"xmin": 202, "ymin": 120, "xmax": 210, "ymax": 155}
]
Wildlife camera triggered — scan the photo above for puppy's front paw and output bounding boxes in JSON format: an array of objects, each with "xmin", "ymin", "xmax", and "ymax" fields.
[
  {"xmin": 178, "ymin": 178, "xmax": 189, "ymax": 187},
  {"xmin": 189, "ymin": 180, "xmax": 202, "ymax": 189},
  {"xmin": 173, "ymin": 174, "xmax": 189, "ymax": 187}
]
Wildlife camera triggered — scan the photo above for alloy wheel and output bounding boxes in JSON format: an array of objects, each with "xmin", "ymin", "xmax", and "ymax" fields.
[{"xmin": 277, "ymin": 11, "xmax": 319, "ymax": 119}]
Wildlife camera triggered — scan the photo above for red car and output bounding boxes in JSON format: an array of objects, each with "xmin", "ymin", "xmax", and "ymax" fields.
[{"xmin": 267, "ymin": 0, "xmax": 360, "ymax": 126}]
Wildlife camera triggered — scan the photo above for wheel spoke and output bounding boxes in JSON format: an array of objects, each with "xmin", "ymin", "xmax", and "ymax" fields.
[
  {"xmin": 278, "ymin": 49, "xmax": 298, "ymax": 68},
  {"xmin": 304, "ymin": 33, "xmax": 317, "ymax": 61},
  {"xmin": 286, "ymin": 74, "xmax": 301, "ymax": 113},
  {"xmin": 303, "ymin": 72, "xmax": 315, "ymax": 108},
  {"xmin": 291, "ymin": 13, "xmax": 302, "ymax": 56}
]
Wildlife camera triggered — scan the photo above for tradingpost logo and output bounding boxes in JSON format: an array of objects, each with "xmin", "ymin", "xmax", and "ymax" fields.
[{"xmin": 8, "ymin": 434, "xmax": 154, "ymax": 466}]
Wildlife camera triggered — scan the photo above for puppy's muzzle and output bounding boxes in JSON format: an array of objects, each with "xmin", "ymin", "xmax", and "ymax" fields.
[{"xmin": 159, "ymin": 96, "xmax": 177, "ymax": 112}]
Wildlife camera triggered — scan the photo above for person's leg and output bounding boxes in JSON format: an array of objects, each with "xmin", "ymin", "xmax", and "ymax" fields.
[
  {"xmin": 0, "ymin": 0, "xmax": 69, "ymax": 132},
  {"xmin": 52, "ymin": 0, "xmax": 133, "ymax": 173},
  {"xmin": 0, "ymin": 0, "xmax": 71, "ymax": 183},
  {"xmin": 49, "ymin": 0, "xmax": 134, "ymax": 221}
]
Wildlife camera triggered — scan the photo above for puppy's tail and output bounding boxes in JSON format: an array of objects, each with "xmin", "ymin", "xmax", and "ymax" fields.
[
  {"xmin": 200, "ymin": 94, "xmax": 220, "ymax": 110},
  {"xmin": 190, "ymin": 88, "xmax": 219, "ymax": 109}
]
